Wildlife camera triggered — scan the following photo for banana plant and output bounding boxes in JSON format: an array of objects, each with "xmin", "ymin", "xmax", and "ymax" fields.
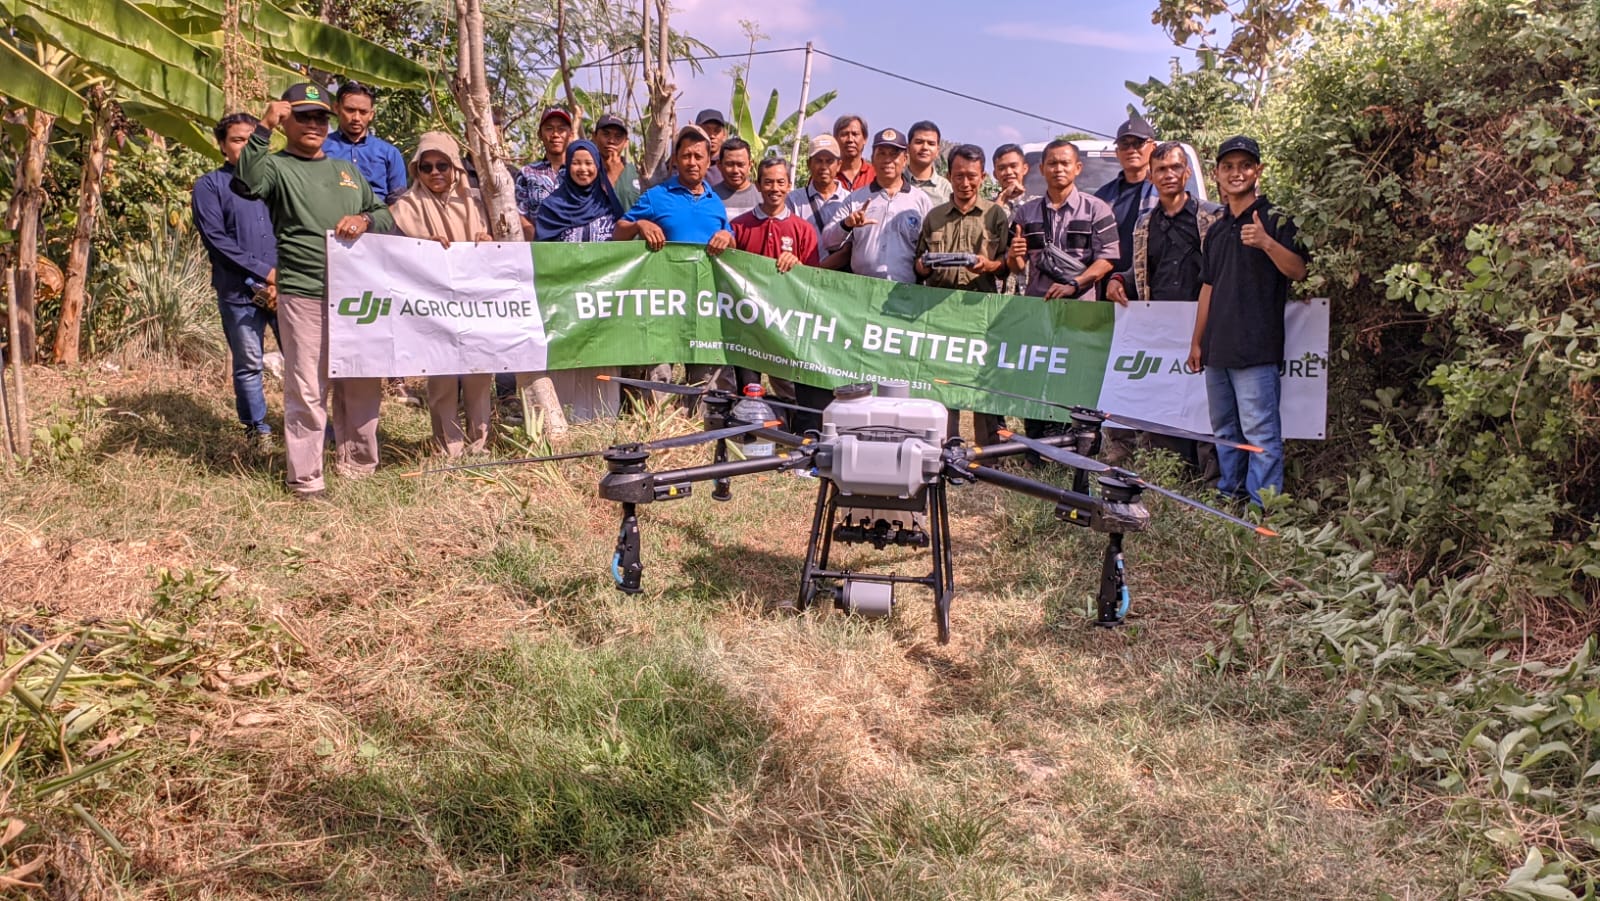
[{"xmin": 728, "ymin": 72, "xmax": 837, "ymax": 160}]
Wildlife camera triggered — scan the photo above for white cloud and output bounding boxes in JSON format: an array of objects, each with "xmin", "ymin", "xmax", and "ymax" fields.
[{"xmin": 983, "ymin": 21, "xmax": 1172, "ymax": 53}]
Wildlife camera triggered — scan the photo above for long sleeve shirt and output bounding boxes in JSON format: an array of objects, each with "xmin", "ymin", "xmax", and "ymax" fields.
[
  {"xmin": 191, "ymin": 164, "xmax": 277, "ymax": 305},
  {"xmin": 321, "ymin": 130, "xmax": 408, "ymax": 204},
  {"xmin": 236, "ymin": 129, "xmax": 395, "ymax": 299}
]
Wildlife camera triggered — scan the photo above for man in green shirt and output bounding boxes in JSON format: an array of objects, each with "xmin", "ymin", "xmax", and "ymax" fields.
[
  {"xmin": 236, "ymin": 82, "xmax": 395, "ymax": 500},
  {"xmin": 593, "ymin": 114, "xmax": 641, "ymax": 211},
  {"xmin": 914, "ymin": 143, "xmax": 1011, "ymax": 444}
]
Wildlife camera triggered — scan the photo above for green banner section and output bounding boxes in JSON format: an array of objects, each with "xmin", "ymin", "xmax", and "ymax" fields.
[{"xmin": 532, "ymin": 242, "xmax": 1115, "ymax": 417}]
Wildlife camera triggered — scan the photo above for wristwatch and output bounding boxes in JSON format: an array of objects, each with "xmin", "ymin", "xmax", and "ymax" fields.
[{"xmin": 1065, "ymin": 278, "xmax": 1081, "ymax": 297}]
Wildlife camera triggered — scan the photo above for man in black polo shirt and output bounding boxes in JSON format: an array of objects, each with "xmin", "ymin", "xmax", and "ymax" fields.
[
  {"xmin": 1187, "ymin": 135, "xmax": 1308, "ymax": 506},
  {"xmin": 1106, "ymin": 141, "xmax": 1222, "ymax": 473}
]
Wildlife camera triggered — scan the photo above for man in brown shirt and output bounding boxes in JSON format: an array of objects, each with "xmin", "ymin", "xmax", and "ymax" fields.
[{"xmin": 914, "ymin": 143, "xmax": 1010, "ymax": 444}]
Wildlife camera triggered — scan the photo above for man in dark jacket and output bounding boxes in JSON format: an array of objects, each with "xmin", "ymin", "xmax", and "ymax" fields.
[{"xmin": 192, "ymin": 111, "xmax": 279, "ymax": 452}]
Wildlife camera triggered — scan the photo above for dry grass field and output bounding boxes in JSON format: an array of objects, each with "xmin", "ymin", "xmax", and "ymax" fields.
[{"xmin": 1, "ymin": 363, "xmax": 1453, "ymax": 899}]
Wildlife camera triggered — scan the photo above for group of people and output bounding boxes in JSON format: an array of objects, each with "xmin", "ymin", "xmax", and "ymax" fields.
[{"xmin": 192, "ymin": 81, "xmax": 1306, "ymax": 506}]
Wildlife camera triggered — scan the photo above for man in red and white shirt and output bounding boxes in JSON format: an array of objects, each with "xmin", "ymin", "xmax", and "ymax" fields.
[{"xmin": 731, "ymin": 157, "xmax": 822, "ymax": 430}]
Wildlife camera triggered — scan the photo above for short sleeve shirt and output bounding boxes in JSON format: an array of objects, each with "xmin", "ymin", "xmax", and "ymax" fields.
[
  {"xmin": 821, "ymin": 180, "xmax": 933, "ymax": 284},
  {"xmin": 620, "ymin": 175, "xmax": 731, "ymax": 244},
  {"xmin": 731, "ymin": 207, "xmax": 820, "ymax": 266},
  {"xmin": 915, "ymin": 198, "xmax": 1010, "ymax": 293},
  {"xmin": 515, "ymin": 160, "xmax": 561, "ymax": 220},
  {"xmin": 1199, "ymin": 196, "xmax": 1307, "ymax": 369},
  {"xmin": 1008, "ymin": 190, "xmax": 1119, "ymax": 299}
]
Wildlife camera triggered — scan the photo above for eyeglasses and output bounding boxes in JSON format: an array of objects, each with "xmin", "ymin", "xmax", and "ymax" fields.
[
  {"xmin": 416, "ymin": 162, "xmax": 453, "ymax": 174},
  {"xmin": 1115, "ymin": 139, "xmax": 1150, "ymax": 150}
]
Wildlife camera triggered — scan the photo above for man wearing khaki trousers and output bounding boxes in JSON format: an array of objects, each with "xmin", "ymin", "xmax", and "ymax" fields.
[{"xmin": 235, "ymin": 83, "xmax": 397, "ymax": 500}]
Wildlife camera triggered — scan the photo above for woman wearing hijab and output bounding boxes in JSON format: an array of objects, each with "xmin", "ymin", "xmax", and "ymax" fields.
[
  {"xmin": 390, "ymin": 131, "xmax": 497, "ymax": 457},
  {"xmin": 531, "ymin": 139, "xmax": 623, "ymax": 418}
]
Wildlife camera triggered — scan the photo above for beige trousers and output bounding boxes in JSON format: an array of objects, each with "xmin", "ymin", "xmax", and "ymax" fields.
[
  {"xmin": 277, "ymin": 293, "xmax": 383, "ymax": 495},
  {"xmin": 427, "ymin": 374, "xmax": 494, "ymax": 456}
]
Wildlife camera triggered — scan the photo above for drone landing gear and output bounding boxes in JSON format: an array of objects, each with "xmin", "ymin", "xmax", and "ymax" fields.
[
  {"xmin": 1095, "ymin": 532, "xmax": 1129, "ymax": 628},
  {"xmin": 796, "ymin": 480, "xmax": 957, "ymax": 644}
]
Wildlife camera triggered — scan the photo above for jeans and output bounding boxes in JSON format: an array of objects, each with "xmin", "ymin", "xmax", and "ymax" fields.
[
  {"xmin": 217, "ymin": 298, "xmax": 280, "ymax": 432},
  {"xmin": 1205, "ymin": 363, "xmax": 1284, "ymax": 505}
]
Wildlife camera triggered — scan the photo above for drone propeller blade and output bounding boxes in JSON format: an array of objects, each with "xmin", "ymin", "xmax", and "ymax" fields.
[
  {"xmin": 995, "ymin": 428, "xmax": 1112, "ymax": 473},
  {"xmin": 595, "ymin": 373, "xmax": 708, "ymax": 397},
  {"xmin": 753, "ymin": 397, "xmax": 825, "ymax": 415},
  {"xmin": 934, "ymin": 378, "xmax": 1072, "ymax": 413},
  {"xmin": 401, "ymin": 447, "xmax": 605, "ymax": 477},
  {"xmin": 1114, "ymin": 470, "xmax": 1277, "ymax": 537},
  {"xmin": 646, "ymin": 420, "xmax": 784, "ymax": 450},
  {"xmin": 1100, "ymin": 412, "xmax": 1263, "ymax": 453},
  {"xmin": 934, "ymin": 379, "xmax": 1260, "ymax": 453}
]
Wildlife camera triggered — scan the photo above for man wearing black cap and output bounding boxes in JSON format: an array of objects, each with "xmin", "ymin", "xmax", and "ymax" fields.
[
  {"xmin": 695, "ymin": 109, "xmax": 728, "ymax": 188},
  {"xmin": 1187, "ymin": 135, "xmax": 1308, "ymax": 507},
  {"xmin": 516, "ymin": 107, "xmax": 574, "ymax": 221},
  {"xmin": 821, "ymin": 127, "xmax": 932, "ymax": 284},
  {"xmin": 236, "ymin": 83, "xmax": 396, "ymax": 500},
  {"xmin": 1095, "ymin": 112, "xmax": 1160, "ymax": 280},
  {"xmin": 592, "ymin": 113, "xmax": 641, "ymax": 210}
]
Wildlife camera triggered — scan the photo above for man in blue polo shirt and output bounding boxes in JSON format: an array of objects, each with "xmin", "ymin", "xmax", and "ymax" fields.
[
  {"xmin": 615, "ymin": 125, "xmax": 736, "ymax": 394},
  {"xmin": 321, "ymin": 82, "xmax": 407, "ymax": 204}
]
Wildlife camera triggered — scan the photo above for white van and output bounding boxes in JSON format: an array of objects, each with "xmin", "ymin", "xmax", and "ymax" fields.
[{"xmin": 1020, "ymin": 140, "xmax": 1209, "ymax": 202}]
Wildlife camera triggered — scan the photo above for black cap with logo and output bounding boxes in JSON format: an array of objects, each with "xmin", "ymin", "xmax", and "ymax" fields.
[
  {"xmin": 871, "ymin": 127, "xmax": 907, "ymax": 150},
  {"xmin": 593, "ymin": 114, "xmax": 628, "ymax": 134},
  {"xmin": 1215, "ymin": 135, "xmax": 1262, "ymax": 163},
  {"xmin": 695, "ymin": 108, "xmax": 727, "ymax": 127},
  {"xmin": 281, "ymin": 82, "xmax": 332, "ymax": 113}
]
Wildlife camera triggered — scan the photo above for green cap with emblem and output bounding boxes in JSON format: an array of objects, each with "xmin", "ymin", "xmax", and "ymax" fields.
[{"xmin": 281, "ymin": 82, "xmax": 332, "ymax": 113}]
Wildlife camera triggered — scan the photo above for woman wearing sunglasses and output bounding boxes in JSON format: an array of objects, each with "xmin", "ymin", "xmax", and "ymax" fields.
[
  {"xmin": 530, "ymin": 139, "xmax": 624, "ymax": 418},
  {"xmin": 390, "ymin": 131, "xmax": 497, "ymax": 457}
]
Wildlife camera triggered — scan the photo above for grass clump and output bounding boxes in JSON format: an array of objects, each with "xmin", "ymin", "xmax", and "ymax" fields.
[{"xmin": 341, "ymin": 637, "xmax": 768, "ymax": 877}]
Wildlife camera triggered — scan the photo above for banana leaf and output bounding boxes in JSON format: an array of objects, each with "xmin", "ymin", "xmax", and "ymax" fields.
[{"xmin": 0, "ymin": 39, "xmax": 87, "ymax": 123}]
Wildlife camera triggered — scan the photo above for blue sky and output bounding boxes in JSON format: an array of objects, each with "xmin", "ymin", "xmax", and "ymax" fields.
[{"xmin": 663, "ymin": 0, "xmax": 1193, "ymax": 149}]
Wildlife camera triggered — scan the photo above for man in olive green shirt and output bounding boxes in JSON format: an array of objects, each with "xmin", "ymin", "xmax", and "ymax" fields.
[
  {"xmin": 914, "ymin": 143, "xmax": 1010, "ymax": 444},
  {"xmin": 236, "ymin": 82, "xmax": 395, "ymax": 500}
]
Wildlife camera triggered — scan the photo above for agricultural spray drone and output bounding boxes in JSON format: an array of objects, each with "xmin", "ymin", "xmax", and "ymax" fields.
[{"xmin": 416, "ymin": 376, "xmax": 1273, "ymax": 644}]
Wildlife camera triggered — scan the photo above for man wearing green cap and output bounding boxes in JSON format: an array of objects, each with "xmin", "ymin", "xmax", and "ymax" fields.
[{"xmin": 236, "ymin": 82, "xmax": 396, "ymax": 500}]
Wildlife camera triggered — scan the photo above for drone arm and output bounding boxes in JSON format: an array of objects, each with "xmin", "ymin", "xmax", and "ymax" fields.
[{"xmin": 649, "ymin": 448, "xmax": 813, "ymax": 492}]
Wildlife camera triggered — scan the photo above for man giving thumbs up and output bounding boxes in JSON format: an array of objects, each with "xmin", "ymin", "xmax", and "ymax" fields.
[{"xmin": 1187, "ymin": 135, "xmax": 1309, "ymax": 508}]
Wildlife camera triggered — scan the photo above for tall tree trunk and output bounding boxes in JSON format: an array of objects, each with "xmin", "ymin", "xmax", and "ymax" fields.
[
  {"xmin": 54, "ymin": 89, "xmax": 114, "ymax": 365},
  {"xmin": 554, "ymin": 0, "xmax": 577, "ymax": 116},
  {"xmin": 3, "ymin": 109, "xmax": 56, "ymax": 364},
  {"xmin": 451, "ymin": 0, "xmax": 569, "ymax": 437},
  {"xmin": 639, "ymin": 0, "xmax": 675, "ymax": 183},
  {"xmin": 3, "ymin": 267, "xmax": 30, "ymax": 458}
]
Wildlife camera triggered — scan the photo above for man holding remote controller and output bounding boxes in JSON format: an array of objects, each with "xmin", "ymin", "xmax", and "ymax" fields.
[{"xmin": 914, "ymin": 143, "xmax": 1011, "ymax": 444}]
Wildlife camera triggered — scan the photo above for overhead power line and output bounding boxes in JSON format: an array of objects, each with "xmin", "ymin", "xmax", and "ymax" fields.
[{"xmin": 547, "ymin": 44, "xmax": 1111, "ymax": 138}]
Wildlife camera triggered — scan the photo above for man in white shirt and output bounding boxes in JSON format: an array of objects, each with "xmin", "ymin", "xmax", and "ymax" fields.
[{"xmin": 821, "ymin": 128, "xmax": 932, "ymax": 284}]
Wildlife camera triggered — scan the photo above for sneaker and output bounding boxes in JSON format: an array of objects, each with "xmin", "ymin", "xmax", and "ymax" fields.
[
  {"xmin": 292, "ymin": 488, "xmax": 328, "ymax": 503},
  {"xmin": 249, "ymin": 430, "xmax": 277, "ymax": 454}
]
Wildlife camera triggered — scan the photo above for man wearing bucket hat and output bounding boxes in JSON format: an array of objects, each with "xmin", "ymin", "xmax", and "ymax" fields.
[
  {"xmin": 236, "ymin": 82, "xmax": 396, "ymax": 500},
  {"xmin": 788, "ymin": 134, "xmax": 850, "ymax": 248}
]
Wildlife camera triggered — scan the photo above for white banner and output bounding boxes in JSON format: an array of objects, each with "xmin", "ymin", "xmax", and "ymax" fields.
[
  {"xmin": 1095, "ymin": 299, "xmax": 1329, "ymax": 440},
  {"xmin": 325, "ymin": 235, "xmax": 548, "ymax": 378}
]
